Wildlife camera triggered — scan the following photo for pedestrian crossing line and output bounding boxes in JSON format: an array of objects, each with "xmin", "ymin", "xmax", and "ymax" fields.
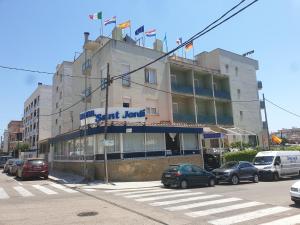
[
  {"xmin": 13, "ymin": 186, "xmax": 34, "ymax": 197},
  {"xmin": 185, "ymin": 201, "xmax": 264, "ymax": 218},
  {"xmin": 125, "ymin": 190, "xmax": 190, "ymax": 198},
  {"xmin": 150, "ymin": 194, "xmax": 220, "ymax": 206},
  {"xmin": 165, "ymin": 197, "xmax": 242, "ymax": 211},
  {"xmin": 0, "ymin": 187, "xmax": 9, "ymax": 199},
  {"xmin": 48, "ymin": 183, "xmax": 78, "ymax": 193},
  {"xmin": 115, "ymin": 188, "xmax": 165, "ymax": 196},
  {"xmin": 208, "ymin": 206, "xmax": 291, "ymax": 225},
  {"xmin": 136, "ymin": 192, "xmax": 206, "ymax": 202},
  {"xmin": 105, "ymin": 187, "xmax": 160, "ymax": 193},
  {"xmin": 83, "ymin": 188, "xmax": 96, "ymax": 192},
  {"xmin": 259, "ymin": 214, "xmax": 300, "ymax": 225},
  {"xmin": 32, "ymin": 185, "xmax": 58, "ymax": 195}
]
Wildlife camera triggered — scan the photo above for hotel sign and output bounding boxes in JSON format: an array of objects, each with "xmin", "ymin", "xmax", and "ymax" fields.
[{"xmin": 80, "ymin": 107, "xmax": 145, "ymax": 126}]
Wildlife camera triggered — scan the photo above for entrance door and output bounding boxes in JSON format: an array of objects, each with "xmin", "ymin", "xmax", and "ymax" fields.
[{"xmin": 165, "ymin": 133, "xmax": 180, "ymax": 156}]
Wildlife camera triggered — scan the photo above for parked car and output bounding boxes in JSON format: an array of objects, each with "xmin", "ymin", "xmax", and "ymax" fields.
[
  {"xmin": 9, "ymin": 159, "xmax": 23, "ymax": 176},
  {"xmin": 0, "ymin": 156, "xmax": 12, "ymax": 168},
  {"xmin": 161, "ymin": 163, "xmax": 216, "ymax": 189},
  {"xmin": 212, "ymin": 161, "xmax": 259, "ymax": 185},
  {"xmin": 17, "ymin": 158, "xmax": 48, "ymax": 180},
  {"xmin": 3, "ymin": 158, "xmax": 17, "ymax": 173},
  {"xmin": 290, "ymin": 180, "xmax": 300, "ymax": 205},
  {"xmin": 254, "ymin": 151, "xmax": 300, "ymax": 181}
]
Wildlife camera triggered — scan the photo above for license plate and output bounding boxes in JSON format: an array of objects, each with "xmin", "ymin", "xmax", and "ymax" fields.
[{"xmin": 165, "ymin": 174, "xmax": 171, "ymax": 178}]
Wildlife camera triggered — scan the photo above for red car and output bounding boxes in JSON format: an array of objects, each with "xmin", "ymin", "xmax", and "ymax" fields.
[{"xmin": 17, "ymin": 158, "xmax": 48, "ymax": 180}]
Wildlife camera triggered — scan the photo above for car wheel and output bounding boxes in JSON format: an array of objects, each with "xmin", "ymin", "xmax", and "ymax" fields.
[
  {"xmin": 253, "ymin": 174, "xmax": 259, "ymax": 183},
  {"xmin": 180, "ymin": 180, "xmax": 188, "ymax": 189},
  {"xmin": 231, "ymin": 175, "xmax": 239, "ymax": 185},
  {"xmin": 208, "ymin": 178, "xmax": 215, "ymax": 187},
  {"xmin": 44, "ymin": 175, "xmax": 48, "ymax": 180},
  {"xmin": 273, "ymin": 172, "xmax": 279, "ymax": 181}
]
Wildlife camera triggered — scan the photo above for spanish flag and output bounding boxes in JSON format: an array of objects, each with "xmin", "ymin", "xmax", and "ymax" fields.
[
  {"xmin": 185, "ymin": 41, "xmax": 193, "ymax": 51},
  {"xmin": 118, "ymin": 20, "xmax": 131, "ymax": 29},
  {"xmin": 271, "ymin": 135, "xmax": 282, "ymax": 144}
]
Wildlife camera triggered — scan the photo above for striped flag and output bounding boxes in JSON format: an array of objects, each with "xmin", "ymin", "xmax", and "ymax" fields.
[
  {"xmin": 89, "ymin": 12, "xmax": 102, "ymax": 20},
  {"xmin": 118, "ymin": 20, "xmax": 131, "ymax": 29},
  {"xmin": 104, "ymin": 16, "xmax": 116, "ymax": 26},
  {"xmin": 145, "ymin": 29, "xmax": 156, "ymax": 37},
  {"xmin": 185, "ymin": 41, "xmax": 193, "ymax": 51}
]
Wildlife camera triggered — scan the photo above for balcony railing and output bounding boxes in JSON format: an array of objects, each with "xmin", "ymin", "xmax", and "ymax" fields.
[
  {"xmin": 214, "ymin": 90, "xmax": 231, "ymax": 100},
  {"xmin": 171, "ymin": 83, "xmax": 193, "ymax": 95},
  {"xmin": 217, "ymin": 115, "xmax": 234, "ymax": 125},
  {"xmin": 197, "ymin": 115, "xmax": 215, "ymax": 124},
  {"xmin": 173, "ymin": 113, "xmax": 196, "ymax": 123},
  {"xmin": 195, "ymin": 87, "xmax": 213, "ymax": 97}
]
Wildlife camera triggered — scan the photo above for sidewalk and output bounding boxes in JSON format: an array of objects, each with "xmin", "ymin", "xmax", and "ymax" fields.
[{"xmin": 49, "ymin": 170, "xmax": 162, "ymax": 190}]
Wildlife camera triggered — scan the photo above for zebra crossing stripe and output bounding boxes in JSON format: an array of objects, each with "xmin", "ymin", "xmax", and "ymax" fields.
[
  {"xmin": 0, "ymin": 187, "xmax": 9, "ymax": 199},
  {"xmin": 150, "ymin": 194, "xmax": 220, "ymax": 206},
  {"xmin": 115, "ymin": 189, "xmax": 164, "ymax": 196},
  {"xmin": 49, "ymin": 183, "xmax": 78, "ymax": 193},
  {"xmin": 136, "ymin": 192, "xmax": 204, "ymax": 202},
  {"xmin": 258, "ymin": 214, "xmax": 300, "ymax": 225},
  {"xmin": 83, "ymin": 189, "xmax": 96, "ymax": 192},
  {"xmin": 32, "ymin": 185, "xmax": 58, "ymax": 195},
  {"xmin": 165, "ymin": 197, "xmax": 242, "ymax": 211},
  {"xmin": 186, "ymin": 201, "xmax": 264, "ymax": 217},
  {"xmin": 208, "ymin": 206, "xmax": 290, "ymax": 225},
  {"xmin": 14, "ymin": 186, "xmax": 34, "ymax": 197},
  {"xmin": 105, "ymin": 187, "xmax": 159, "ymax": 193},
  {"xmin": 125, "ymin": 190, "xmax": 190, "ymax": 198}
]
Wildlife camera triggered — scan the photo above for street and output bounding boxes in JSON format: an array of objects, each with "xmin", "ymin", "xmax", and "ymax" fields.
[{"xmin": 1, "ymin": 171, "xmax": 300, "ymax": 225}]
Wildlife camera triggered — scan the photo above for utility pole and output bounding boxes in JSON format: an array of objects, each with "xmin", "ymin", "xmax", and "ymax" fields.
[
  {"xmin": 83, "ymin": 33, "xmax": 88, "ymax": 180},
  {"xmin": 263, "ymin": 94, "xmax": 271, "ymax": 150},
  {"xmin": 103, "ymin": 63, "xmax": 110, "ymax": 184}
]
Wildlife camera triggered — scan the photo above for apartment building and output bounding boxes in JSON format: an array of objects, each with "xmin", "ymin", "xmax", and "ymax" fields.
[
  {"xmin": 23, "ymin": 83, "xmax": 52, "ymax": 154},
  {"xmin": 49, "ymin": 29, "xmax": 263, "ymax": 180},
  {"xmin": 3, "ymin": 130, "xmax": 9, "ymax": 153}
]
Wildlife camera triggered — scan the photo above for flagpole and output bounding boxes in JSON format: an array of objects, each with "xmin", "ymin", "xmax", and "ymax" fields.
[
  {"xmin": 143, "ymin": 32, "xmax": 145, "ymax": 47},
  {"xmin": 101, "ymin": 19, "xmax": 104, "ymax": 37}
]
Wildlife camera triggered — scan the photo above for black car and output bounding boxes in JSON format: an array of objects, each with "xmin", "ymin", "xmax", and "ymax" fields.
[
  {"xmin": 161, "ymin": 163, "xmax": 216, "ymax": 189},
  {"xmin": 0, "ymin": 156, "xmax": 12, "ymax": 169},
  {"xmin": 212, "ymin": 161, "xmax": 259, "ymax": 185}
]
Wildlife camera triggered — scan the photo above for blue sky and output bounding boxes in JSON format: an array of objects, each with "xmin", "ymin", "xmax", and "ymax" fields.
[{"xmin": 0, "ymin": 0, "xmax": 300, "ymax": 137}]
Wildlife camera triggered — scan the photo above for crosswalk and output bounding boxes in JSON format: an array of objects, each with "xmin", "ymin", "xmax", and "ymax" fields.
[
  {"xmin": 0, "ymin": 183, "xmax": 79, "ymax": 199},
  {"xmin": 105, "ymin": 187, "xmax": 300, "ymax": 225}
]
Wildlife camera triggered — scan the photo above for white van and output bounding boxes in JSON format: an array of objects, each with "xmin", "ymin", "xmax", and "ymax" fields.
[{"xmin": 253, "ymin": 151, "xmax": 300, "ymax": 180}]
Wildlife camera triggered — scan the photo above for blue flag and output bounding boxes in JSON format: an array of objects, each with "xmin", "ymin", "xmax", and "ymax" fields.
[{"xmin": 135, "ymin": 25, "xmax": 144, "ymax": 36}]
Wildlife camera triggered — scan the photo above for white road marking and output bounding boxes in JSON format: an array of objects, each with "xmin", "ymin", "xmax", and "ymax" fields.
[
  {"xmin": 0, "ymin": 187, "xmax": 9, "ymax": 199},
  {"xmin": 14, "ymin": 186, "xmax": 34, "ymax": 197},
  {"xmin": 83, "ymin": 189, "xmax": 96, "ymax": 192},
  {"xmin": 115, "ymin": 189, "xmax": 165, "ymax": 196},
  {"xmin": 32, "ymin": 185, "xmax": 58, "ymax": 195},
  {"xmin": 208, "ymin": 206, "xmax": 291, "ymax": 225},
  {"xmin": 105, "ymin": 187, "xmax": 160, "ymax": 193},
  {"xmin": 186, "ymin": 201, "xmax": 264, "ymax": 217},
  {"xmin": 125, "ymin": 190, "xmax": 190, "ymax": 198},
  {"xmin": 150, "ymin": 194, "xmax": 220, "ymax": 206},
  {"xmin": 49, "ymin": 183, "xmax": 78, "ymax": 193},
  {"xmin": 258, "ymin": 214, "xmax": 300, "ymax": 225},
  {"xmin": 136, "ymin": 192, "xmax": 204, "ymax": 202},
  {"xmin": 165, "ymin": 197, "xmax": 242, "ymax": 211}
]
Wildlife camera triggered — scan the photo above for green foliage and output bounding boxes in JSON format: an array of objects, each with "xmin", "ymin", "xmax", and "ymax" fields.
[
  {"xmin": 16, "ymin": 143, "xmax": 30, "ymax": 152},
  {"xmin": 224, "ymin": 149, "xmax": 258, "ymax": 162},
  {"xmin": 230, "ymin": 142, "xmax": 252, "ymax": 149},
  {"xmin": 271, "ymin": 145, "xmax": 300, "ymax": 151}
]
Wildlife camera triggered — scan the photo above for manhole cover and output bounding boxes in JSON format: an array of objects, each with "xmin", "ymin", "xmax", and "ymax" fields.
[{"xmin": 77, "ymin": 211, "xmax": 98, "ymax": 217}]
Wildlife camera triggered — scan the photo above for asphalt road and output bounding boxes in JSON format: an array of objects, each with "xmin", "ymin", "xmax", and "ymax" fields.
[{"xmin": 1, "ymin": 170, "xmax": 300, "ymax": 225}]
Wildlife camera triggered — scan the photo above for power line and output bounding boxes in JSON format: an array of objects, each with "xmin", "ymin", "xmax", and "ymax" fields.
[{"xmin": 265, "ymin": 98, "xmax": 300, "ymax": 118}]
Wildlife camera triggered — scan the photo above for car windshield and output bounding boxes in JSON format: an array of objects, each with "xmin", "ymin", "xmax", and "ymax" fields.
[
  {"xmin": 253, "ymin": 156, "xmax": 274, "ymax": 165},
  {"xmin": 220, "ymin": 162, "xmax": 238, "ymax": 169},
  {"xmin": 165, "ymin": 165, "xmax": 180, "ymax": 172}
]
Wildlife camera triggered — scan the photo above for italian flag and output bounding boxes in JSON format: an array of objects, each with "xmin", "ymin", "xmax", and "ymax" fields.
[{"xmin": 89, "ymin": 12, "xmax": 102, "ymax": 20}]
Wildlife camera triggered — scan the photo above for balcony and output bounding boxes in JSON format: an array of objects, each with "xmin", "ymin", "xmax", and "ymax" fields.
[
  {"xmin": 214, "ymin": 90, "xmax": 231, "ymax": 100},
  {"xmin": 171, "ymin": 84, "xmax": 193, "ymax": 95},
  {"xmin": 173, "ymin": 113, "xmax": 196, "ymax": 123},
  {"xmin": 197, "ymin": 115, "xmax": 215, "ymax": 124},
  {"xmin": 195, "ymin": 87, "xmax": 213, "ymax": 97},
  {"xmin": 217, "ymin": 115, "xmax": 233, "ymax": 125},
  {"xmin": 257, "ymin": 81, "xmax": 263, "ymax": 90}
]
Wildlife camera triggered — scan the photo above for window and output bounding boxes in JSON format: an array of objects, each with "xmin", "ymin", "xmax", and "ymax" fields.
[
  {"xmin": 145, "ymin": 68, "xmax": 157, "ymax": 84},
  {"xmin": 151, "ymin": 107, "xmax": 157, "ymax": 115},
  {"xmin": 59, "ymin": 91, "xmax": 62, "ymax": 99},
  {"xmin": 56, "ymin": 102, "xmax": 58, "ymax": 109},
  {"xmin": 100, "ymin": 66, "xmax": 107, "ymax": 90},
  {"xmin": 171, "ymin": 74, "xmax": 177, "ymax": 85},
  {"xmin": 122, "ymin": 64, "xmax": 131, "ymax": 87},
  {"xmin": 240, "ymin": 111, "xmax": 243, "ymax": 120},
  {"xmin": 235, "ymin": 66, "xmax": 238, "ymax": 76},
  {"xmin": 146, "ymin": 107, "xmax": 158, "ymax": 115},
  {"xmin": 225, "ymin": 64, "xmax": 229, "ymax": 73},
  {"xmin": 237, "ymin": 89, "xmax": 241, "ymax": 99},
  {"xmin": 172, "ymin": 103, "xmax": 179, "ymax": 113},
  {"xmin": 56, "ymin": 86, "xmax": 59, "ymax": 92},
  {"xmin": 122, "ymin": 96, "xmax": 131, "ymax": 108},
  {"xmin": 55, "ymin": 119, "xmax": 58, "ymax": 125},
  {"xmin": 123, "ymin": 103, "xmax": 130, "ymax": 108}
]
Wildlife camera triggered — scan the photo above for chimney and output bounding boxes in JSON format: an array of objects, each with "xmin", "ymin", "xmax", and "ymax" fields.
[
  {"xmin": 38, "ymin": 82, "xmax": 42, "ymax": 86},
  {"xmin": 153, "ymin": 39, "xmax": 163, "ymax": 52},
  {"xmin": 84, "ymin": 32, "xmax": 90, "ymax": 44},
  {"xmin": 112, "ymin": 27, "xmax": 122, "ymax": 41}
]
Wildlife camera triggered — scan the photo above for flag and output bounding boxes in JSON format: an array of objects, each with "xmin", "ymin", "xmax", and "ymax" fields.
[
  {"xmin": 89, "ymin": 12, "xmax": 102, "ymax": 20},
  {"xmin": 104, "ymin": 16, "xmax": 116, "ymax": 26},
  {"xmin": 145, "ymin": 29, "xmax": 156, "ymax": 37},
  {"xmin": 272, "ymin": 135, "xmax": 282, "ymax": 144},
  {"xmin": 118, "ymin": 20, "xmax": 131, "ymax": 29},
  {"xmin": 176, "ymin": 37, "xmax": 182, "ymax": 45},
  {"xmin": 135, "ymin": 25, "xmax": 144, "ymax": 36},
  {"xmin": 163, "ymin": 33, "xmax": 168, "ymax": 52},
  {"xmin": 185, "ymin": 41, "xmax": 193, "ymax": 51}
]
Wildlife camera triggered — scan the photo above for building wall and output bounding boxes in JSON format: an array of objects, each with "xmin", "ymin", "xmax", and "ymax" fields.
[
  {"xmin": 3, "ymin": 130, "xmax": 9, "ymax": 153},
  {"xmin": 7, "ymin": 121, "xmax": 23, "ymax": 151}
]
